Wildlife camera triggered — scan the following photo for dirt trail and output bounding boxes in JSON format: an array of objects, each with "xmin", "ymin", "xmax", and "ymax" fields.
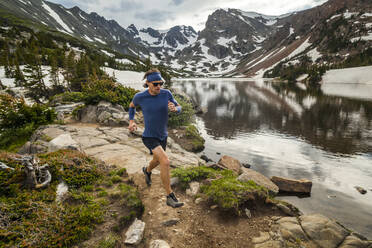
[
  {"xmin": 57, "ymin": 122, "xmax": 284, "ymax": 247},
  {"xmin": 130, "ymin": 170, "xmax": 284, "ymax": 248}
]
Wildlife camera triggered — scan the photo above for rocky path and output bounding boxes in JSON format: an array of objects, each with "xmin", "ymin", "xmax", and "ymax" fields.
[
  {"xmin": 27, "ymin": 123, "xmax": 372, "ymax": 248},
  {"xmin": 26, "ymin": 123, "xmax": 201, "ymax": 174}
]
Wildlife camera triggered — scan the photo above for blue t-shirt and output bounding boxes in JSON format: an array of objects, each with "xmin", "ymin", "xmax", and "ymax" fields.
[{"xmin": 132, "ymin": 89, "xmax": 180, "ymax": 140}]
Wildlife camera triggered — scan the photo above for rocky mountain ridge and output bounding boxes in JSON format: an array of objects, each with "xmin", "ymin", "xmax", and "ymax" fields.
[
  {"xmin": 0, "ymin": 0, "xmax": 371, "ymax": 77},
  {"xmin": 233, "ymin": 0, "xmax": 372, "ymax": 77}
]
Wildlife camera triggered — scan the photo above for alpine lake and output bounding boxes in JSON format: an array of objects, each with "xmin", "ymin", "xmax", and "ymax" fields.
[{"xmin": 172, "ymin": 78, "xmax": 372, "ymax": 239}]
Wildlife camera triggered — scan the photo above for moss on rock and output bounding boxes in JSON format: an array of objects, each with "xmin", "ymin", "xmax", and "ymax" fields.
[{"xmin": 172, "ymin": 166, "xmax": 269, "ymax": 214}]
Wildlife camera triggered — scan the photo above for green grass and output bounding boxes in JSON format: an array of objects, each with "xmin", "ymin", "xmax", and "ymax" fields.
[
  {"xmin": 0, "ymin": 150, "xmax": 144, "ymax": 248},
  {"xmin": 172, "ymin": 166, "xmax": 269, "ymax": 213},
  {"xmin": 201, "ymin": 175, "xmax": 268, "ymax": 213},
  {"xmin": 96, "ymin": 233, "xmax": 120, "ymax": 248},
  {"xmin": 171, "ymin": 166, "xmax": 217, "ymax": 189}
]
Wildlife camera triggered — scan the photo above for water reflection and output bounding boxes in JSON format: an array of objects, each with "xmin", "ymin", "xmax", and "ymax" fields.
[
  {"xmin": 173, "ymin": 79, "xmax": 372, "ymax": 238},
  {"xmin": 174, "ymin": 80, "xmax": 372, "ymax": 154}
]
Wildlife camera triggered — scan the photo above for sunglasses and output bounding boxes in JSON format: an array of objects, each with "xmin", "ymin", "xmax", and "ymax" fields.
[{"xmin": 151, "ymin": 82, "xmax": 164, "ymax": 87}]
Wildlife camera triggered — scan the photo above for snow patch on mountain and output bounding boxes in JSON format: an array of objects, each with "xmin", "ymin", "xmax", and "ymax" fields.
[
  {"xmin": 322, "ymin": 66, "xmax": 372, "ymax": 85},
  {"xmin": 138, "ymin": 32, "xmax": 159, "ymax": 45},
  {"xmin": 102, "ymin": 67, "xmax": 145, "ymax": 90},
  {"xmin": 18, "ymin": 0, "xmax": 31, "ymax": 5},
  {"xmin": 343, "ymin": 10, "xmax": 358, "ymax": 19},
  {"xmin": 94, "ymin": 37, "xmax": 106, "ymax": 44},
  {"xmin": 41, "ymin": 2, "xmax": 73, "ymax": 34},
  {"xmin": 351, "ymin": 32, "xmax": 372, "ymax": 42},
  {"xmin": 217, "ymin": 36, "xmax": 237, "ymax": 46},
  {"xmin": 287, "ymin": 37, "xmax": 312, "ymax": 59},
  {"xmin": 307, "ymin": 48, "xmax": 322, "ymax": 62},
  {"xmin": 83, "ymin": 35, "xmax": 93, "ymax": 42}
]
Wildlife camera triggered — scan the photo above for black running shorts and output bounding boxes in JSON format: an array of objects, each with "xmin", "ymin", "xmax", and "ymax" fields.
[{"xmin": 142, "ymin": 137, "xmax": 167, "ymax": 155}]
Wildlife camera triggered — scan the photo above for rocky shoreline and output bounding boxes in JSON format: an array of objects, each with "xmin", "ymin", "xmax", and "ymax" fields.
[
  {"xmin": 18, "ymin": 120, "xmax": 372, "ymax": 247},
  {"xmin": 12, "ymin": 98, "xmax": 370, "ymax": 247}
]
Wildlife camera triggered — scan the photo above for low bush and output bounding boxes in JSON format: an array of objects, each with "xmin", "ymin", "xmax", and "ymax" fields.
[
  {"xmin": 201, "ymin": 175, "xmax": 268, "ymax": 213},
  {"xmin": 50, "ymin": 91, "xmax": 85, "ymax": 104},
  {"xmin": 82, "ymin": 78, "xmax": 138, "ymax": 110},
  {"xmin": 171, "ymin": 166, "xmax": 217, "ymax": 189},
  {"xmin": 0, "ymin": 150, "xmax": 144, "ymax": 248},
  {"xmin": 172, "ymin": 166, "xmax": 269, "ymax": 213},
  {"xmin": 0, "ymin": 94, "xmax": 56, "ymax": 151}
]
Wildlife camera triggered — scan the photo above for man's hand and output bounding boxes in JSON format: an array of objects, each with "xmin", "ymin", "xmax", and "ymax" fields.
[
  {"xmin": 128, "ymin": 120, "xmax": 137, "ymax": 132},
  {"xmin": 168, "ymin": 101, "xmax": 177, "ymax": 112}
]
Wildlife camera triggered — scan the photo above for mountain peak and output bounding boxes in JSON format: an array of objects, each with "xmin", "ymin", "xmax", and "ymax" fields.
[
  {"xmin": 127, "ymin": 24, "xmax": 139, "ymax": 35},
  {"xmin": 69, "ymin": 6, "xmax": 82, "ymax": 13}
]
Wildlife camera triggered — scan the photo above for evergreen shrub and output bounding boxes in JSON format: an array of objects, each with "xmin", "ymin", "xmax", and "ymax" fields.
[
  {"xmin": 168, "ymin": 95, "xmax": 195, "ymax": 127},
  {"xmin": 82, "ymin": 78, "xmax": 138, "ymax": 110},
  {"xmin": 0, "ymin": 94, "xmax": 56, "ymax": 150}
]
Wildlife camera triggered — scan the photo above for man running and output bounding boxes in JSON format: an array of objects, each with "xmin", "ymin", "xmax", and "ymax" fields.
[{"xmin": 128, "ymin": 68, "xmax": 184, "ymax": 208}]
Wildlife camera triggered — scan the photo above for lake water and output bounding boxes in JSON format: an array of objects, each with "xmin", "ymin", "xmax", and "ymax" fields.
[{"xmin": 173, "ymin": 78, "xmax": 372, "ymax": 239}]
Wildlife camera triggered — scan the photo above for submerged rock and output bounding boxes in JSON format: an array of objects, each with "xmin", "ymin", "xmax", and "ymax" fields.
[{"xmin": 355, "ymin": 186, "xmax": 367, "ymax": 194}]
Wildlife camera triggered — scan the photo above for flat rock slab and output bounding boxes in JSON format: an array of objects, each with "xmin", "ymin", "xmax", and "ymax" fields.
[
  {"xmin": 40, "ymin": 127, "xmax": 67, "ymax": 140},
  {"xmin": 85, "ymin": 143, "xmax": 147, "ymax": 174},
  {"xmin": 48, "ymin": 133, "xmax": 79, "ymax": 152},
  {"xmin": 238, "ymin": 168, "xmax": 279, "ymax": 195},
  {"xmin": 72, "ymin": 136, "xmax": 110, "ymax": 150}
]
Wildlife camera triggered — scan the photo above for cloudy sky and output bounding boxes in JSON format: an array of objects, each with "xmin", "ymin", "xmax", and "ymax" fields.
[{"xmin": 48, "ymin": 0, "xmax": 328, "ymax": 31}]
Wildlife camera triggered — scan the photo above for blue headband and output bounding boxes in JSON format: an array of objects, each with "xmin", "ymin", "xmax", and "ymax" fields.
[{"xmin": 147, "ymin": 72, "xmax": 164, "ymax": 82}]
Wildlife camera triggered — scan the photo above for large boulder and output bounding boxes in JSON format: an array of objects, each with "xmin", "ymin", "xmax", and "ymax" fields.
[
  {"xmin": 277, "ymin": 217, "xmax": 308, "ymax": 240},
  {"xmin": 217, "ymin": 155, "xmax": 242, "ymax": 174},
  {"xmin": 237, "ymin": 168, "xmax": 279, "ymax": 195},
  {"xmin": 338, "ymin": 234, "xmax": 371, "ymax": 248},
  {"xmin": 271, "ymin": 176, "xmax": 312, "ymax": 193},
  {"xmin": 76, "ymin": 101, "xmax": 129, "ymax": 126},
  {"xmin": 79, "ymin": 105, "xmax": 98, "ymax": 123},
  {"xmin": 18, "ymin": 141, "xmax": 48, "ymax": 154},
  {"xmin": 300, "ymin": 214, "xmax": 350, "ymax": 248}
]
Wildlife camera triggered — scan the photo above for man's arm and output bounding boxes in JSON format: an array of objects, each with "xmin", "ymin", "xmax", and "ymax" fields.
[
  {"xmin": 168, "ymin": 92, "xmax": 181, "ymax": 113},
  {"xmin": 128, "ymin": 101, "xmax": 137, "ymax": 132}
]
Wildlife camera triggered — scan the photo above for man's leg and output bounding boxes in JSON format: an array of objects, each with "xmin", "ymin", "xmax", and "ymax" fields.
[
  {"xmin": 152, "ymin": 146, "xmax": 171, "ymax": 194},
  {"xmin": 142, "ymin": 156, "xmax": 159, "ymax": 186},
  {"xmin": 147, "ymin": 156, "xmax": 159, "ymax": 172},
  {"xmin": 152, "ymin": 146, "xmax": 183, "ymax": 208}
]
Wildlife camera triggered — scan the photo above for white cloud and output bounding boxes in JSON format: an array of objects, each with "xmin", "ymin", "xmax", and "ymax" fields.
[{"xmin": 49, "ymin": 0, "xmax": 328, "ymax": 31}]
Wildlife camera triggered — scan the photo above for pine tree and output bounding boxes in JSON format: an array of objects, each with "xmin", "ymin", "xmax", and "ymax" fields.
[
  {"xmin": 14, "ymin": 56, "xmax": 25, "ymax": 86},
  {"xmin": 71, "ymin": 54, "xmax": 89, "ymax": 91},
  {"xmin": 49, "ymin": 56, "xmax": 64, "ymax": 94},
  {"xmin": 3, "ymin": 40, "xmax": 12, "ymax": 78},
  {"xmin": 23, "ymin": 54, "xmax": 48, "ymax": 103},
  {"xmin": 63, "ymin": 50, "xmax": 76, "ymax": 91}
]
